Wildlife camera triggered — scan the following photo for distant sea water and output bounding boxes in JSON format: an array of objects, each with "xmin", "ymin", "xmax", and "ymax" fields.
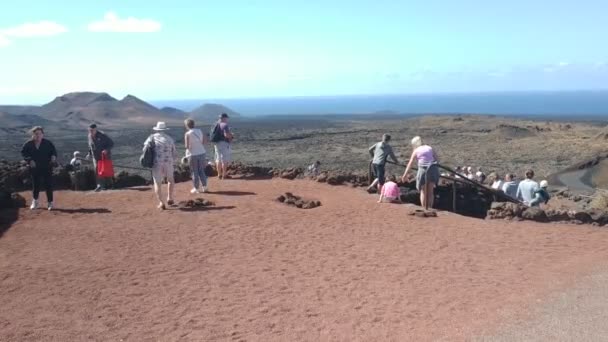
[{"xmin": 152, "ymin": 91, "xmax": 608, "ymax": 119}]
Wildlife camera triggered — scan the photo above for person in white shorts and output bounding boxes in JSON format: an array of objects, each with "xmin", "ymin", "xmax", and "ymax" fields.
[
  {"xmin": 210, "ymin": 113, "xmax": 234, "ymax": 179},
  {"xmin": 144, "ymin": 122, "xmax": 177, "ymax": 210}
]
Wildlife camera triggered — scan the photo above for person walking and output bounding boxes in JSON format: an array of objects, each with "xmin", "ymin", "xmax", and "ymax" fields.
[
  {"xmin": 184, "ymin": 119, "xmax": 208, "ymax": 194},
  {"xmin": 144, "ymin": 122, "xmax": 177, "ymax": 210},
  {"xmin": 367, "ymin": 134, "xmax": 398, "ymax": 192},
  {"xmin": 402, "ymin": 136, "xmax": 440, "ymax": 209},
  {"xmin": 21, "ymin": 126, "xmax": 57, "ymax": 211},
  {"xmin": 210, "ymin": 113, "xmax": 234, "ymax": 180},
  {"xmin": 86, "ymin": 124, "xmax": 114, "ymax": 192}
]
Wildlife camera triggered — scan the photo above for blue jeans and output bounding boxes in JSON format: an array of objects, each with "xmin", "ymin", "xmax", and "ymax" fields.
[
  {"xmin": 189, "ymin": 154, "xmax": 208, "ymax": 189},
  {"xmin": 373, "ymin": 163, "xmax": 386, "ymax": 186}
]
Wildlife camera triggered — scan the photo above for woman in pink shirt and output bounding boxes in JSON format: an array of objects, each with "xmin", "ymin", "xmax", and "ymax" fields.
[
  {"xmin": 401, "ymin": 136, "xmax": 439, "ymax": 209},
  {"xmin": 378, "ymin": 175, "xmax": 402, "ymax": 203}
]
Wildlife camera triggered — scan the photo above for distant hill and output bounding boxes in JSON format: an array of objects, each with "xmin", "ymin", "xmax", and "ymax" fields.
[
  {"xmin": 35, "ymin": 92, "xmax": 172, "ymax": 127},
  {"xmin": 0, "ymin": 112, "xmax": 57, "ymax": 134},
  {"xmin": 189, "ymin": 103, "xmax": 241, "ymax": 121},
  {"xmin": 0, "ymin": 105, "xmax": 39, "ymax": 116},
  {"xmin": 0, "ymin": 93, "xmax": 240, "ymax": 129},
  {"xmin": 160, "ymin": 106, "xmax": 186, "ymax": 117}
]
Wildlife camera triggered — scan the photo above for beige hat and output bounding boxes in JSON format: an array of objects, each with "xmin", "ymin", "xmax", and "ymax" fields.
[{"xmin": 153, "ymin": 122, "xmax": 169, "ymax": 131}]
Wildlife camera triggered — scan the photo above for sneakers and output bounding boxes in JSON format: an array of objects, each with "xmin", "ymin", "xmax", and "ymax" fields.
[
  {"xmin": 201, "ymin": 186, "xmax": 208, "ymax": 193},
  {"xmin": 29, "ymin": 200, "xmax": 53, "ymax": 211},
  {"xmin": 157, "ymin": 202, "xmax": 166, "ymax": 210},
  {"xmin": 190, "ymin": 188, "xmax": 199, "ymax": 194},
  {"xmin": 94, "ymin": 185, "xmax": 103, "ymax": 192}
]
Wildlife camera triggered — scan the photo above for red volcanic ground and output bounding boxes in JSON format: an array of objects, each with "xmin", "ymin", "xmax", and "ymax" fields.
[{"xmin": 1, "ymin": 178, "xmax": 608, "ymax": 341}]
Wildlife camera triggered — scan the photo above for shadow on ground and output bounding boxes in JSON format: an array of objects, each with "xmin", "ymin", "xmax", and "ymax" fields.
[
  {"xmin": 177, "ymin": 206, "xmax": 237, "ymax": 212},
  {"xmin": 52, "ymin": 208, "xmax": 112, "ymax": 214},
  {"xmin": 0, "ymin": 208, "xmax": 19, "ymax": 239},
  {"xmin": 209, "ymin": 191, "xmax": 256, "ymax": 196}
]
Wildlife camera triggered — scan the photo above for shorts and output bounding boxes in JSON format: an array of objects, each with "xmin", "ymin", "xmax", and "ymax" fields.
[
  {"xmin": 373, "ymin": 163, "xmax": 386, "ymax": 185},
  {"xmin": 214, "ymin": 142, "xmax": 232, "ymax": 163},
  {"xmin": 152, "ymin": 162, "xmax": 175, "ymax": 184},
  {"xmin": 416, "ymin": 164, "xmax": 439, "ymax": 191}
]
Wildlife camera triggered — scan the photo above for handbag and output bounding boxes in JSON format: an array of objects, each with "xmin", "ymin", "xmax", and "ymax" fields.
[{"xmin": 97, "ymin": 150, "xmax": 114, "ymax": 178}]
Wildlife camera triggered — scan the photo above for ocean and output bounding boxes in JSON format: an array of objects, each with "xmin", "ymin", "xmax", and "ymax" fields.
[{"xmin": 152, "ymin": 90, "xmax": 608, "ymax": 119}]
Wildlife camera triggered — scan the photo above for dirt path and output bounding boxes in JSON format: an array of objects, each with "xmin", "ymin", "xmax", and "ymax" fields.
[
  {"xmin": 1, "ymin": 179, "xmax": 608, "ymax": 341},
  {"xmin": 477, "ymin": 267, "xmax": 608, "ymax": 341}
]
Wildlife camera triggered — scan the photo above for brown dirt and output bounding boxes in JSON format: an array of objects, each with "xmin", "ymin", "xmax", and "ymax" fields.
[{"xmin": 1, "ymin": 179, "xmax": 608, "ymax": 341}]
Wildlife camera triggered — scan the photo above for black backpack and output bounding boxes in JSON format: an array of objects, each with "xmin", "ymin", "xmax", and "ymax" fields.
[
  {"xmin": 210, "ymin": 123, "xmax": 225, "ymax": 143},
  {"xmin": 140, "ymin": 137, "xmax": 156, "ymax": 168}
]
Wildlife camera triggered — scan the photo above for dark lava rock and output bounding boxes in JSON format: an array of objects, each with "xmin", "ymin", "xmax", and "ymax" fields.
[
  {"xmin": 569, "ymin": 211, "xmax": 592, "ymax": 223},
  {"xmin": 278, "ymin": 193, "xmax": 321, "ymax": 210},
  {"xmin": 545, "ymin": 209, "xmax": 570, "ymax": 222},
  {"xmin": 114, "ymin": 171, "xmax": 148, "ymax": 188},
  {"xmin": 587, "ymin": 209, "xmax": 608, "ymax": 226},
  {"xmin": 408, "ymin": 209, "xmax": 437, "ymax": 218},
  {"xmin": 521, "ymin": 207, "xmax": 548, "ymax": 222}
]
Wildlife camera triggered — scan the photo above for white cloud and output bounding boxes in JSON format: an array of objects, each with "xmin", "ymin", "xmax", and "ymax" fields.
[
  {"xmin": 88, "ymin": 12, "xmax": 161, "ymax": 33},
  {"xmin": 0, "ymin": 21, "xmax": 67, "ymax": 38},
  {"xmin": 0, "ymin": 21, "xmax": 67, "ymax": 47},
  {"xmin": 0, "ymin": 34, "xmax": 10, "ymax": 47},
  {"xmin": 558, "ymin": 61, "xmax": 570, "ymax": 67}
]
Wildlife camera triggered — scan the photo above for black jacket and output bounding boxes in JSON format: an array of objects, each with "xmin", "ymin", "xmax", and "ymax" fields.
[
  {"xmin": 88, "ymin": 131, "xmax": 114, "ymax": 161},
  {"xmin": 21, "ymin": 139, "xmax": 57, "ymax": 170}
]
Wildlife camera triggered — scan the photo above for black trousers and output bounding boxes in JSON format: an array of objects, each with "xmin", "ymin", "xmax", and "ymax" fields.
[{"xmin": 32, "ymin": 168, "xmax": 53, "ymax": 202}]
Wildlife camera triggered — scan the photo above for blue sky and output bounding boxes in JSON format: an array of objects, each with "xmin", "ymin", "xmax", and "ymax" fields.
[{"xmin": 1, "ymin": 0, "xmax": 607, "ymax": 104}]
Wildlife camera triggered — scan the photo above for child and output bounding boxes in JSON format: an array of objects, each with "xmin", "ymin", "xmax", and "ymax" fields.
[
  {"xmin": 530, "ymin": 180, "xmax": 551, "ymax": 207},
  {"xmin": 70, "ymin": 151, "xmax": 82, "ymax": 171},
  {"xmin": 378, "ymin": 175, "xmax": 401, "ymax": 203}
]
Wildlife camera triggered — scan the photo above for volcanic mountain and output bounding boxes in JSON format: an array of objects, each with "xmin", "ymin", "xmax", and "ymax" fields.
[
  {"xmin": 35, "ymin": 92, "xmax": 171, "ymax": 127},
  {"xmin": 189, "ymin": 103, "xmax": 241, "ymax": 121}
]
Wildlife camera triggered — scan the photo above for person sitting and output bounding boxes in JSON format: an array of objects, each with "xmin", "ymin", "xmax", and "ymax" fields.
[
  {"xmin": 476, "ymin": 167, "xmax": 486, "ymax": 183},
  {"xmin": 70, "ymin": 151, "xmax": 82, "ymax": 171},
  {"xmin": 466, "ymin": 166, "xmax": 475, "ymax": 180},
  {"xmin": 307, "ymin": 161, "xmax": 321, "ymax": 176},
  {"xmin": 454, "ymin": 166, "xmax": 463, "ymax": 178},
  {"xmin": 530, "ymin": 180, "xmax": 551, "ymax": 207},
  {"xmin": 502, "ymin": 174, "xmax": 518, "ymax": 198},
  {"xmin": 516, "ymin": 169, "xmax": 540, "ymax": 206},
  {"xmin": 490, "ymin": 173, "xmax": 504, "ymax": 190},
  {"xmin": 378, "ymin": 175, "xmax": 401, "ymax": 203}
]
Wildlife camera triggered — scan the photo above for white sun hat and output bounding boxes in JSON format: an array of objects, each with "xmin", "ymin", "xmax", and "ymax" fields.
[
  {"xmin": 540, "ymin": 180, "xmax": 549, "ymax": 188},
  {"xmin": 153, "ymin": 122, "xmax": 169, "ymax": 131}
]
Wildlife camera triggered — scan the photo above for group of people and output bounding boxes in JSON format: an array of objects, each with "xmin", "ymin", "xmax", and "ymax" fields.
[
  {"xmin": 366, "ymin": 133, "xmax": 551, "ymax": 210},
  {"xmin": 20, "ymin": 113, "xmax": 234, "ymax": 211},
  {"xmin": 367, "ymin": 134, "xmax": 440, "ymax": 209},
  {"xmin": 489, "ymin": 170, "xmax": 550, "ymax": 207}
]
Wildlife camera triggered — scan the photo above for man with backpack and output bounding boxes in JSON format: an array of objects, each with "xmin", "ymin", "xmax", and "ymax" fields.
[{"xmin": 210, "ymin": 113, "xmax": 234, "ymax": 180}]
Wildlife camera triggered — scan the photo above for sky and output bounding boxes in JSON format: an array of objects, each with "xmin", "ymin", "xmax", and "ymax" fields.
[{"xmin": 1, "ymin": 0, "xmax": 607, "ymax": 104}]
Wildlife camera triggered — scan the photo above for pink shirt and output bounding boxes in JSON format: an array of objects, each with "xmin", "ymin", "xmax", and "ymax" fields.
[
  {"xmin": 381, "ymin": 181, "xmax": 400, "ymax": 199},
  {"xmin": 414, "ymin": 145, "xmax": 435, "ymax": 165}
]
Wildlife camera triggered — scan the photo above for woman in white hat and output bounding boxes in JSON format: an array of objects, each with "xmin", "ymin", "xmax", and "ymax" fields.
[{"xmin": 143, "ymin": 122, "xmax": 177, "ymax": 209}]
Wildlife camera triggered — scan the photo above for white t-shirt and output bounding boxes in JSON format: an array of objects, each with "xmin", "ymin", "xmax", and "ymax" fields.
[
  {"xmin": 491, "ymin": 180, "xmax": 504, "ymax": 190},
  {"xmin": 185, "ymin": 129, "xmax": 206, "ymax": 157}
]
